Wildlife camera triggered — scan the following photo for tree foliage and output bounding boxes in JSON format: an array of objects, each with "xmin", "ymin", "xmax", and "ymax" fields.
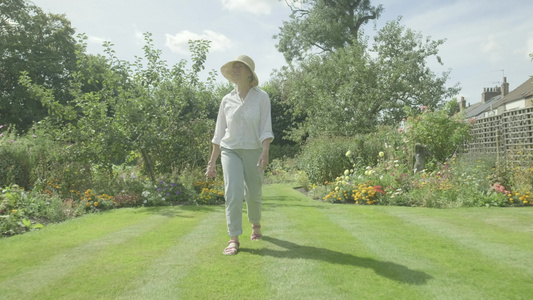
[
  {"xmin": 371, "ymin": 18, "xmax": 459, "ymax": 125},
  {"xmin": 275, "ymin": 0, "xmax": 383, "ymax": 63},
  {"xmin": 21, "ymin": 33, "xmax": 218, "ymax": 182},
  {"xmin": 278, "ymin": 19, "xmax": 460, "ymax": 143},
  {"xmin": 0, "ymin": 0, "xmax": 77, "ymax": 132}
]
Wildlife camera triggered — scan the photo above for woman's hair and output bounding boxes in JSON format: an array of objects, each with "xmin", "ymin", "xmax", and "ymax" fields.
[{"xmin": 249, "ymin": 74, "xmax": 255, "ymax": 84}]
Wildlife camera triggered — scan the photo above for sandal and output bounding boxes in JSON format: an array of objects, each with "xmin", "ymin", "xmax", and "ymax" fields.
[
  {"xmin": 251, "ymin": 224, "xmax": 262, "ymax": 241},
  {"xmin": 223, "ymin": 240, "xmax": 239, "ymax": 255}
]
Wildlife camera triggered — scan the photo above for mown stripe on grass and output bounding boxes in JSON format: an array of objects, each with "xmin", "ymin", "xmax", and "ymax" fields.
[
  {"xmin": 27, "ymin": 206, "xmax": 220, "ymax": 300},
  {"xmin": 385, "ymin": 208, "xmax": 533, "ymax": 276},
  {"xmin": 321, "ymin": 205, "xmax": 496, "ymax": 299},
  {"xmin": 0, "ymin": 208, "xmax": 158, "ymax": 281},
  {"xmin": 0, "ymin": 208, "xmax": 193, "ymax": 299},
  {"xmin": 256, "ymin": 187, "xmax": 341, "ymax": 300},
  {"xmin": 380, "ymin": 207, "xmax": 533, "ymax": 299},
  {"xmin": 115, "ymin": 208, "xmax": 225, "ymax": 299},
  {"xmin": 266, "ymin": 185, "xmax": 430, "ymax": 300},
  {"xmin": 171, "ymin": 209, "xmax": 271, "ymax": 299}
]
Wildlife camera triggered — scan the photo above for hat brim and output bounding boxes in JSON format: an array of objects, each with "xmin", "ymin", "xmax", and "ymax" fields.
[{"xmin": 221, "ymin": 59, "xmax": 259, "ymax": 87}]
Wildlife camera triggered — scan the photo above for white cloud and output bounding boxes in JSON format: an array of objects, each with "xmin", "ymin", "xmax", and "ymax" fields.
[
  {"xmin": 221, "ymin": 0, "xmax": 275, "ymax": 15},
  {"xmin": 165, "ymin": 30, "xmax": 232, "ymax": 54},
  {"xmin": 87, "ymin": 35, "xmax": 106, "ymax": 45},
  {"xmin": 482, "ymin": 34, "xmax": 503, "ymax": 63},
  {"xmin": 527, "ymin": 37, "xmax": 533, "ymax": 59},
  {"xmin": 135, "ymin": 30, "xmax": 145, "ymax": 42}
]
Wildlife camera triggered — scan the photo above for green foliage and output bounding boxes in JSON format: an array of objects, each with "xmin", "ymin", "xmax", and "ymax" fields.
[
  {"xmin": 275, "ymin": 0, "xmax": 383, "ymax": 62},
  {"xmin": 0, "ymin": 125, "xmax": 31, "ymax": 188},
  {"xmin": 262, "ymin": 79, "xmax": 301, "ymax": 150},
  {"xmin": 0, "ymin": 0, "xmax": 78, "ymax": 133},
  {"xmin": 371, "ymin": 18, "xmax": 460, "ymax": 124},
  {"xmin": 297, "ymin": 126, "xmax": 408, "ymax": 184},
  {"xmin": 403, "ymin": 99, "xmax": 473, "ymax": 165},
  {"xmin": 0, "ymin": 185, "xmax": 54, "ymax": 236},
  {"xmin": 278, "ymin": 19, "xmax": 460, "ymax": 142},
  {"xmin": 21, "ymin": 33, "xmax": 217, "ymax": 183}
]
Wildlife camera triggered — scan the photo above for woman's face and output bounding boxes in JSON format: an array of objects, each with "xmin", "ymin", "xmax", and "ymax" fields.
[{"xmin": 232, "ymin": 62, "xmax": 252, "ymax": 82}]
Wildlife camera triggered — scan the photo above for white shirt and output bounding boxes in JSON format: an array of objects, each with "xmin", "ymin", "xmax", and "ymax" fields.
[{"xmin": 212, "ymin": 86, "xmax": 274, "ymax": 149}]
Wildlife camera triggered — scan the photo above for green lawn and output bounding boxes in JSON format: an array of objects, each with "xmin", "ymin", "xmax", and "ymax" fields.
[{"xmin": 1, "ymin": 184, "xmax": 532, "ymax": 299}]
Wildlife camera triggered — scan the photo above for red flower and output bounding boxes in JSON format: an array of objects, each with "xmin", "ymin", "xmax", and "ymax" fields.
[{"xmin": 373, "ymin": 186, "xmax": 386, "ymax": 194}]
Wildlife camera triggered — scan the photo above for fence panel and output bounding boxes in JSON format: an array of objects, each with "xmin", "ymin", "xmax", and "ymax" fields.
[{"xmin": 468, "ymin": 107, "xmax": 533, "ymax": 163}]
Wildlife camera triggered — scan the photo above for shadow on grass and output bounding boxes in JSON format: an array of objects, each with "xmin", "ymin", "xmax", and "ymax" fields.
[
  {"xmin": 262, "ymin": 196, "xmax": 331, "ymax": 211},
  {"xmin": 242, "ymin": 236, "xmax": 432, "ymax": 285},
  {"xmin": 133, "ymin": 204, "xmax": 221, "ymax": 218}
]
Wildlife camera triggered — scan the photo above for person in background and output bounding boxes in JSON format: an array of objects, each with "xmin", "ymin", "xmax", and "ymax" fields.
[{"xmin": 206, "ymin": 55, "xmax": 274, "ymax": 255}]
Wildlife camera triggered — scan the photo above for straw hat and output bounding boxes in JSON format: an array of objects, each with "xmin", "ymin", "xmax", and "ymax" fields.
[{"xmin": 221, "ymin": 55, "xmax": 259, "ymax": 86}]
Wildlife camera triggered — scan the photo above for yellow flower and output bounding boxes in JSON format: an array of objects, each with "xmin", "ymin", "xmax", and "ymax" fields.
[
  {"xmin": 94, "ymin": 202, "xmax": 98, "ymax": 207},
  {"xmin": 379, "ymin": 151, "xmax": 384, "ymax": 157},
  {"xmin": 345, "ymin": 150, "xmax": 352, "ymax": 157},
  {"xmin": 344, "ymin": 169, "xmax": 350, "ymax": 176}
]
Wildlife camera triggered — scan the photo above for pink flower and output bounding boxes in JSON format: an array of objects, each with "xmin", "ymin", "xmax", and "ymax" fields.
[
  {"xmin": 421, "ymin": 105, "xmax": 428, "ymax": 111},
  {"xmin": 373, "ymin": 186, "xmax": 386, "ymax": 194},
  {"xmin": 493, "ymin": 183, "xmax": 508, "ymax": 194},
  {"xmin": 32, "ymin": 135, "xmax": 37, "ymax": 138},
  {"xmin": 398, "ymin": 128, "xmax": 404, "ymax": 133},
  {"xmin": 10, "ymin": 140, "xmax": 14, "ymax": 143}
]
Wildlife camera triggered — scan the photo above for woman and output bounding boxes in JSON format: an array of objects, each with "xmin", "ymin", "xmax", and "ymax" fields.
[{"xmin": 206, "ymin": 55, "xmax": 274, "ymax": 255}]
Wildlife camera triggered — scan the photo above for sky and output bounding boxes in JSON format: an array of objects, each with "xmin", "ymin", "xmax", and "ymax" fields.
[{"xmin": 31, "ymin": 0, "xmax": 533, "ymax": 106}]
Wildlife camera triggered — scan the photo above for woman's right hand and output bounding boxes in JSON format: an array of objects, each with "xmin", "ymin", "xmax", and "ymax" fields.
[{"xmin": 206, "ymin": 165, "xmax": 217, "ymax": 178}]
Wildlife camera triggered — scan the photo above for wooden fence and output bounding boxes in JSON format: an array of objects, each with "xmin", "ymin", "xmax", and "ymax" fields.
[{"xmin": 467, "ymin": 107, "xmax": 533, "ymax": 163}]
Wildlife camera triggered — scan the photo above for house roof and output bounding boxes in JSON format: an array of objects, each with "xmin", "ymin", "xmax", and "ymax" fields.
[
  {"xmin": 464, "ymin": 94, "xmax": 502, "ymax": 119},
  {"xmin": 492, "ymin": 77, "xmax": 533, "ymax": 108}
]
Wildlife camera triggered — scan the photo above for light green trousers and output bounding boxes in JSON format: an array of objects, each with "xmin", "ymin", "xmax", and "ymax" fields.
[{"xmin": 221, "ymin": 147, "xmax": 263, "ymax": 237}]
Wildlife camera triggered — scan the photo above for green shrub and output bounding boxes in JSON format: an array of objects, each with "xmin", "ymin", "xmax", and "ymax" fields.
[
  {"xmin": 297, "ymin": 127, "xmax": 406, "ymax": 184},
  {"xmin": 0, "ymin": 126, "xmax": 31, "ymax": 189}
]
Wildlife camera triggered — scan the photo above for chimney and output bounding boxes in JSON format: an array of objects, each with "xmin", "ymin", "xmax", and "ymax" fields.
[
  {"xmin": 460, "ymin": 96, "xmax": 466, "ymax": 111},
  {"xmin": 482, "ymin": 86, "xmax": 501, "ymax": 103},
  {"xmin": 501, "ymin": 77, "xmax": 509, "ymax": 96}
]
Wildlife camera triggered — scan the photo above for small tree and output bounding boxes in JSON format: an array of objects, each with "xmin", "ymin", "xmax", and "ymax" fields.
[{"xmin": 21, "ymin": 33, "xmax": 218, "ymax": 182}]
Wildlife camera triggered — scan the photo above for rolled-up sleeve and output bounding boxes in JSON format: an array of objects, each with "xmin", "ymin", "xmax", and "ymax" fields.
[
  {"xmin": 211, "ymin": 98, "xmax": 227, "ymax": 145},
  {"xmin": 259, "ymin": 94, "xmax": 274, "ymax": 143}
]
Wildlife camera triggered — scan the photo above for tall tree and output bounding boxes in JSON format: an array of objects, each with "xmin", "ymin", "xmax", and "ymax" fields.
[
  {"xmin": 279, "ymin": 19, "xmax": 460, "ymax": 142},
  {"xmin": 370, "ymin": 18, "xmax": 459, "ymax": 125},
  {"xmin": 0, "ymin": 0, "xmax": 77, "ymax": 132},
  {"xmin": 275, "ymin": 0, "xmax": 383, "ymax": 63}
]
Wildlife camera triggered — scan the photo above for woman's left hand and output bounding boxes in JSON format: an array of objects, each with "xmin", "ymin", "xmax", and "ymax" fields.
[{"xmin": 257, "ymin": 152, "xmax": 269, "ymax": 172}]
